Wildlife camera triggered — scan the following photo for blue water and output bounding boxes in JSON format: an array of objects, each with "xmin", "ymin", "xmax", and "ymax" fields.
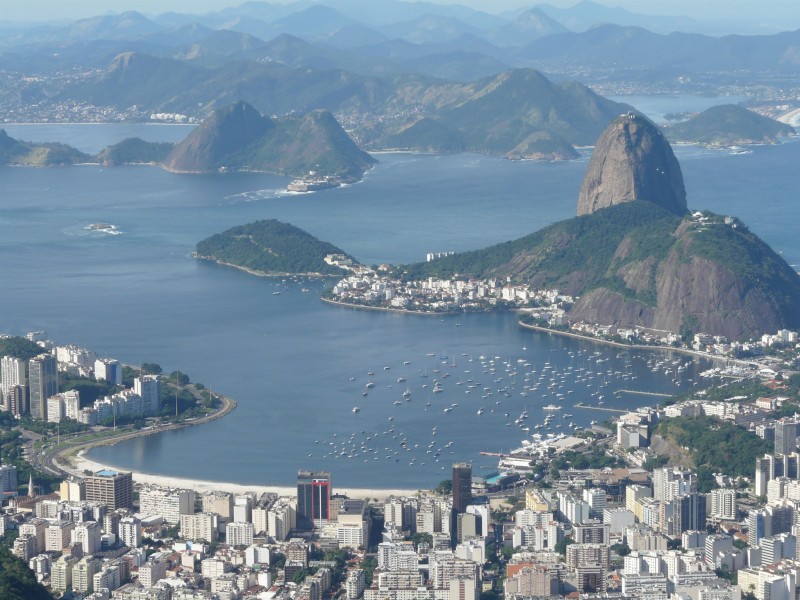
[{"xmin": 1, "ymin": 112, "xmax": 798, "ymax": 489}]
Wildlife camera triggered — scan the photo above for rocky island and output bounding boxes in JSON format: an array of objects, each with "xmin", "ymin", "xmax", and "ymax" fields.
[
  {"xmin": 0, "ymin": 101, "xmax": 375, "ymax": 182},
  {"xmin": 163, "ymin": 101, "xmax": 375, "ymax": 181}
]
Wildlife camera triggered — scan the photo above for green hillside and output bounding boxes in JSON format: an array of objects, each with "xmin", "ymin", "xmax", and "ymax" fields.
[
  {"xmin": 195, "ymin": 219, "xmax": 356, "ymax": 276},
  {"xmin": 400, "ymin": 201, "xmax": 800, "ymax": 340},
  {"xmin": 97, "ymin": 137, "xmax": 174, "ymax": 165},
  {"xmin": 0, "ymin": 129, "xmax": 91, "ymax": 166},
  {"xmin": 402, "ymin": 201, "xmax": 680, "ymax": 301},
  {"xmin": 666, "ymin": 104, "xmax": 795, "ymax": 145}
]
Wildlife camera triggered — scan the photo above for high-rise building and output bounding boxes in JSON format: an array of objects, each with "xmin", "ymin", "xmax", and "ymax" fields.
[
  {"xmin": 28, "ymin": 354, "xmax": 57, "ymax": 421},
  {"xmin": 297, "ymin": 470, "xmax": 331, "ymax": 530},
  {"xmin": 119, "ymin": 517, "xmax": 142, "ymax": 548},
  {"xmin": 94, "ymin": 358, "xmax": 122, "ymax": 385},
  {"xmin": 84, "ymin": 469, "xmax": 133, "ymax": 510},
  {"xmin": 0, "ymin": 464, "xmax": 18, "ymax": 499},
  {"xmin": 1, "ymin": 356, "xmax": 26, "ymax": 396},
  {"xmin": 139, "ymin": 486, "xmax": 195, "ymax": 525},
  {"xmin": 452, "ymin": 463, "xmax": 472, "ymax": 513},
  {"xmin": 710, "ymin": 489, "xmax": 738, "ymax": 521},
  {"xmin": 5, "ymin": 384, "xmax": 27, "ymax": 416},
  {"xmin": 135, "ymin": 375, "xmax": 161, "ymax": 416},
  {"xmin": 775, "ymin": 420, "xmax": 799, "ymax": 456}
]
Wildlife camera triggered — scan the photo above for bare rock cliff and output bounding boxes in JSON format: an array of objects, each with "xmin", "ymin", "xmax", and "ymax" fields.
[{"xmin": 577, "ymin": 113, "xmax": 687, "ymax": 216}]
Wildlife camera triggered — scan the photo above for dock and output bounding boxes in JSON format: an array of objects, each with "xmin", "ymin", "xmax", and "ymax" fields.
[{"xmin": 617, "ymin": 389, "xmax": 672, "ymax": 397}]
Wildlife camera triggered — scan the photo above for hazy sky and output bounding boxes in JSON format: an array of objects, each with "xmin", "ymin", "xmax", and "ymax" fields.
[{"xmin": 4, "ymin": 0, "xmax": 800, "ymax": 27}]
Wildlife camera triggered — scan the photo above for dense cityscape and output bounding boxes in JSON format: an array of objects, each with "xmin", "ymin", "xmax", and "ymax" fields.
[
  {"xmin": 3, "ymin": 0, "xmax": 800, "ymax": 599},
  {"xmin": 1, "ymin": 329, "xmax": 800, "ymax": 600}
]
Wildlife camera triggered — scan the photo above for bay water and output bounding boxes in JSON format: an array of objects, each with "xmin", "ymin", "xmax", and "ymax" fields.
[{"xmin": 1, "ymin": 97, "xmax": 798, "ymax": 489}]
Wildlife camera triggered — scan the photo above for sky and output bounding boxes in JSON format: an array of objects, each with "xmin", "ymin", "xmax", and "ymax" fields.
[{"xmin": 3, "ymin": 0, "xmax": 800, "ymax": 28}]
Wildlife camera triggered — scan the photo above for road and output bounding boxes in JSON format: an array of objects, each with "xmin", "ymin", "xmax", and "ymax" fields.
[{"xmin": 33, "ymin": 389, "xmax": 237, "ymax": 480}]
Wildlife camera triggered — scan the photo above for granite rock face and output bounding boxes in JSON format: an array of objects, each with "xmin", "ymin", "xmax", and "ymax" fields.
[{"xmin": 577, "ymin": 113, "xmax": 687, "ymax": 216}]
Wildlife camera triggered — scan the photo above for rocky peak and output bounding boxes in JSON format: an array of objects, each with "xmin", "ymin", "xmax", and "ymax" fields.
[{"xmin": 577, "ymin": 113, "xmax": 687, "ymax": 216}]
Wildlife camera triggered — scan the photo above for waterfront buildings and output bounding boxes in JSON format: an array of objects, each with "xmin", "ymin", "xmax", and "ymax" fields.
[{"xmin": 297, "ymin": 470, "xmax": 331, "ymax": 530}]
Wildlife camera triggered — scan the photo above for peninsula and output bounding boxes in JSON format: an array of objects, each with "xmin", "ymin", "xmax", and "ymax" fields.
[{"xmin": 194, "ymin": 219, "xmax": 359, "ymax": 277}]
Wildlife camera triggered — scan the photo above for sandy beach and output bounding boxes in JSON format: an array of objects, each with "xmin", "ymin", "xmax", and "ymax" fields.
[{"xmin": 68, "ymin": 452, "xmax": 420, "ymax": 501}]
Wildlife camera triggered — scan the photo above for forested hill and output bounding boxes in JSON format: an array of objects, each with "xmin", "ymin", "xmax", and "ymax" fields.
[{"xmin": 195, "ymin": 219, "xmax": 356, "ymax": 276}]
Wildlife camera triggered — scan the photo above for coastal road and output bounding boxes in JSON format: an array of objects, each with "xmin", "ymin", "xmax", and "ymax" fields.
[{"xmin": 39, "ymin": 390, "xmax": 237, "ymax": 480}]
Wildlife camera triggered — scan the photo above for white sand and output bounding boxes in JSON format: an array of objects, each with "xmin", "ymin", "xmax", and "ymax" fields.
[{"xmin": 68, "ymin": 452, "xmax": 420, "ymax": 501}]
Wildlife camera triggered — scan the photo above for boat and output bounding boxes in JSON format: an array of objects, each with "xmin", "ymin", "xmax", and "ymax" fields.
[
  {"xmin": 543, "ymin": 404, "xmax": 561, "ymax": 410},
  {"xmin": 352, "ymin": 407, "xmax": 360, "ymax": 413}
]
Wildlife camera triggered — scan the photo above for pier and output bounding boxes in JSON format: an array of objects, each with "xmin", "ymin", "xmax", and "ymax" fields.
[{"xmin": 617, "ymin": 389, "xmax": 672, "ymax": 397}]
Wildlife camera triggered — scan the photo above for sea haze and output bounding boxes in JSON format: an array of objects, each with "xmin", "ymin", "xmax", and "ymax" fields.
[{"xmin": 1, "ymin": 109, "xmax": 798, "ymax": 488}]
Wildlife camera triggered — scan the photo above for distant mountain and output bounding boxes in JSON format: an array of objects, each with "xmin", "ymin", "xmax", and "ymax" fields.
[
  {"xmin": 49, "ymin": 10, "xmax": 161, "ymax": 41},
  {"xmin": 665, "ymin": 104, "xmax": 796, "ymax": 145},
  {"xmin": 57, "ymin": 52, "xmax": 206, "ymax": 109},
  {"xmin": 383, "ymin": 118, "xmax": 466, "ymax": 153},
  {"xmin": 144, "ymin": 22, "xmax": 215, "ymax": 46},
  {"xmin": 384, "ymin": 69, "xmax": 632, "ymax": 157},
  {"xmin": 171, "ymin": 30, "xmax": 270, "ymax": 64},
  {"xmin": 536, "ymin": 0, "xmax": 702, "ymax": 35},
  {"xmin": 394, "ymin": 50, "xmax": 510, "ymax": 82},
  {"xmin": 315, "ymin": 24, "xmax": 388, "ymax": 49},
  {"xmin": 163, "ymin": 100, "xmax": 375, "ymax": 181},
  {"xmin": 54, "ymin": 51, "xmax": 395, "ymax": 117},
  {"xmin": 0, "ymin": 129, "xmax": 91, "ymax": 166},
  {"xmin": 484, "ymin": 8, "xmax": 568, "ymax": 47},
  {"xmin": 401, "ymin": 115, "xmax": 800, "ymax": 341},
  {"xmin": 515, "ymin": 24, "xmax": 800, "ymax": 73},
  {"xmin": 378, "ymin": 13, "xmax": 484, "ymax": 44},
  {"xmin": 195, "ymin": 219, "xmax": 356, "ymax": 276},
  {"xmin": 266, "ymin": 5, "xmax": 363, "ymax": 38}
]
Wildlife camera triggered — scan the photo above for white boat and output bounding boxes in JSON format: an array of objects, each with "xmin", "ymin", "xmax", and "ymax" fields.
[
  {"xmin": 543, "ymin": 404, "xmax": 561, "ymax": 410},
  {"xmin": 352, "ymin": 407, "xmax": 360, "ymax": 413}
]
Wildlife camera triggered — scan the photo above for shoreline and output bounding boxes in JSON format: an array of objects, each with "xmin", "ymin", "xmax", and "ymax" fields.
[
  {"xmin": 194, "ymin": 255, "xmax": 341, "ymax": 279},
  {"xmin": 68, "ymin": 453, "xmax": 418, "ymax": 501},
  {"xmin": 517, "ymin": 320, "xmax": 747, "ymax": 364},
  {"xmin": 320, "ymin": 296, "xmax": 459, "ymax": 316}
]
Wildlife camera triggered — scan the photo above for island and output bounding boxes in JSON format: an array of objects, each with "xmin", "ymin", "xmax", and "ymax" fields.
[
  {"xmin": 194, "ymin": 219, "xmax": 359, "ymax": 277},
  {"xmin": 664, "ymin": 104, "xmax": 796, "ymax": 146},
  {"xmin": 0, "ymin": 101, "xmax": 376, "ymax": 183}
]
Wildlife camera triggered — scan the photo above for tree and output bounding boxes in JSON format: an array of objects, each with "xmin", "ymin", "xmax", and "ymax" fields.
[
  {"xmin": 611, "ymin": 543, "xmax": 631, "ymax": 556},
  {"xmin": 141, "ymin": 363, "xmax": 162, "ymax": 375},
  {"xmin": 170, "ymin": 370, "xmax": 190, "ymax": 385},
  {"xmin": 554, "ymin": 538, "xmax": 575, "ymax": 556},
  {"xmin": 435, "ymin": 479, "xmax": 452, "ymax": 494},
  {"xmin": 293, "ymin": 569, "xmax": 307, "ymax": 584}
]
